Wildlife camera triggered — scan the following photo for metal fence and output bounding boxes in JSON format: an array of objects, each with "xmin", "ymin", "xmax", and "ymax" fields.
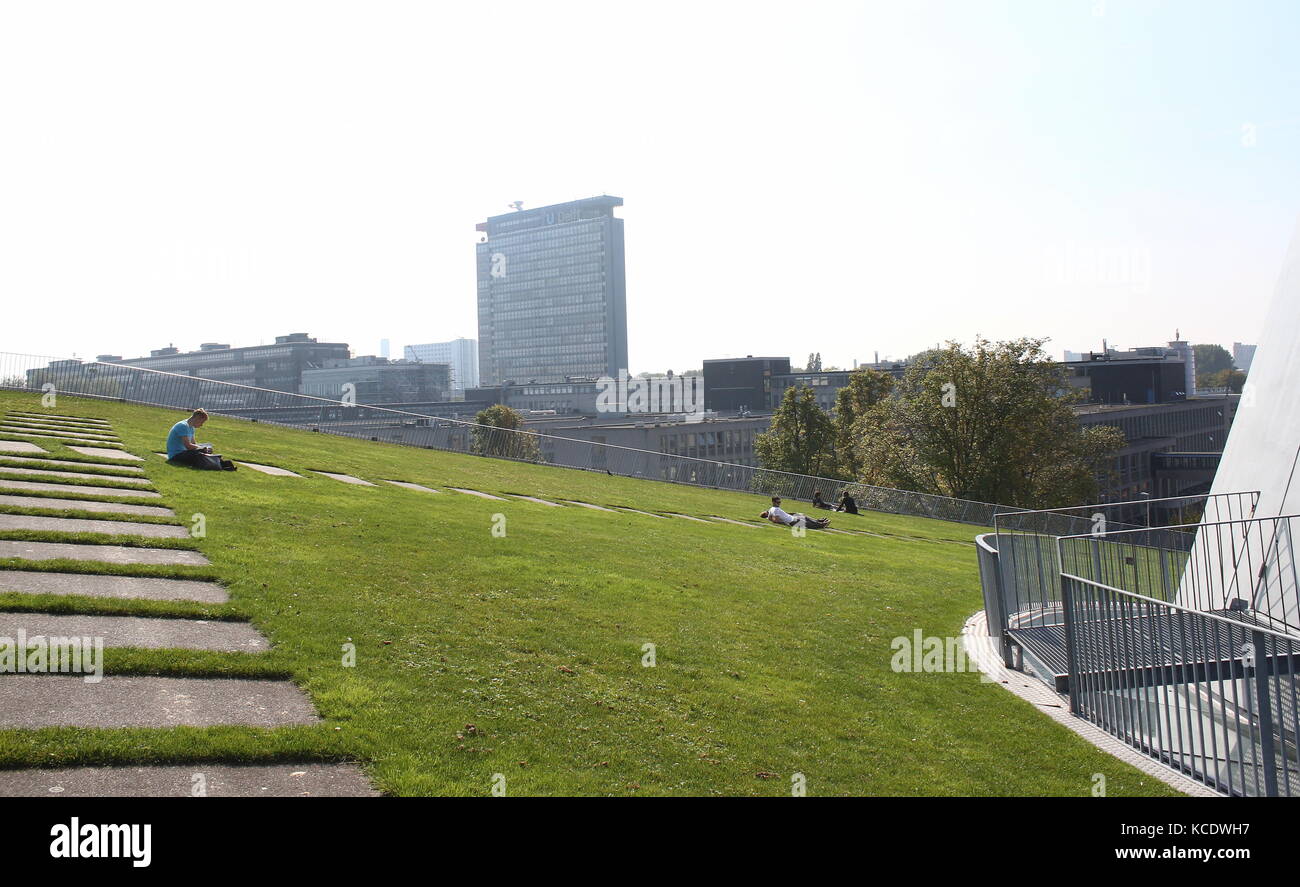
[
  {"xmin": 0, "ymin": 350, "xmax": 1010, "ymax": 524},
  {"xmin": 1058, "ymin": 515, "xmax": 1300, "ymax": 795},
  {"xmin": 984, "ymin": 492, "xmax": 1259, "ymax": 654}
]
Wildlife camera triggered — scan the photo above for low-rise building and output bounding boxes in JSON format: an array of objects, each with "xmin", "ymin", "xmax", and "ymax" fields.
[{"xmin": 300, "ymin": 356, "xmax": 451, "ymax": 403}]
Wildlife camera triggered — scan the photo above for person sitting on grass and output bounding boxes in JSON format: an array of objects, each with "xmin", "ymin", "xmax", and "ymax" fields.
[
  {"xmin": 812, "ymin": 489, "xmax": 833, "ymax": 510},
  {"xmin": 760, "ymin": 496, "xmax": 830, "ymax": 530},
  {"xmin": 166, "ymin": 409, "xmax": 236, "ymax": 471},
  {"xmin": 836, "ymin": 491, "xmax": 859, "ymax": 514}
]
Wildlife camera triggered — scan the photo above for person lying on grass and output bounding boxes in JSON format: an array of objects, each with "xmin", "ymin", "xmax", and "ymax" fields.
[
  {"xmin": 760, "ymin": 496, "xmax": 829, "ymax": 530},
  {"xmin": 166, "ymin": 408, "xmax": 236, "ymax": 471}
]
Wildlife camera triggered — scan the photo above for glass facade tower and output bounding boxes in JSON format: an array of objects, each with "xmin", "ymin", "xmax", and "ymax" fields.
[{"xmin": 476, "ymin": 195, "xmax": 628, "ymax": 386}]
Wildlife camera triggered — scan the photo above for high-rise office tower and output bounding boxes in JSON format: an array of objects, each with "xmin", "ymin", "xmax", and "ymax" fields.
[{"xmin": 476, "ymin": 195, "xmax": 628, "ymax": 386}]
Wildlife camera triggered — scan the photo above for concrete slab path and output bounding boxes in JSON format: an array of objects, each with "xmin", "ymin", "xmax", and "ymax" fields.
[
  {"xmin": 0, "ymin": 570, "xmax": 228, "ymax": 603},
  {"xmin": 0, "ymin": 676, "xmax": 319, "ymax": 728},
  {"xmin": 0, "ymin": 494, "xmax": 173, "ymax": 517},
  {"xmin": 0, "ymin": 612, "xmax": 268, "ymax": 651},
  {"xmin": 0, "ymin": 466, "xmax": 153, "ymax": 485},
  {"xmin": 386, "ymin": 480, "xmax": 439, "ymax": 493},
  {"xmin": 66, "ymin": 446, "xmax": 142, "ymax": 461},
  {"xmin": 0, "ymin": 540, "xmax": 208, "ymax": 566},
  {"xmin": 448, "ymin": 487, "xmax": 507, "ymax": 501},
  {"xmin": 313, "ymin": 471, "xmax": 375, "ymax": 486},
  {"xmin": 0, "ymin": 441, "xmax": 47, "ymax": 454},
  {"xmin": 0, "ymin": 514, "xmax": 186, "ymax": 539},
  {"xmin": 0, "ymin": 763, "xmax": 378, "ymax": 797},
  {"xmin": 0, "ymin": 455, "xmax": 145, "ymax": 474},
  {"xmin": 0, "ymin": 479, "xmax": 161, "ymax": 498}
]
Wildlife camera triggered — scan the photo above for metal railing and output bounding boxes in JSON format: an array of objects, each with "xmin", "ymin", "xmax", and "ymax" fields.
[
  {"xmin": 983, "ymin": 492, "xmax": 1259, "ymax": 655},
  {"xmin": 0, "ymin": 350, "xmax": 1011, "ymax": 525},
  {"xmin": 1057, "ymin": 514, "xmax": 1300, "ymax": 796}
]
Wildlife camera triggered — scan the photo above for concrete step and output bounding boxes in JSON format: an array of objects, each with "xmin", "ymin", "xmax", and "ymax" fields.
[
  {"xmin": 448, "ymin": 487, "xmax": 506, "ymax": 501},
  {"xmin": 0, "ymin": 514, "xmax": 187, "ymax": 539},
  {"xmin": 0, "ymin": 612, "xmax": 267, "ymax": 651},
  {"xmin": 0, "ymin": 441, "xmax": 47, "ymax": 454},
  {"xmin": 0, "ymin": 570, "xmax": 228, "ymax": 603},
  {"xmin": 0, "ymin": 455, "xmax": 145, "ymax": 474},
  {"xmin": 561, "ymin": 500, "xmax": 618, "ymax": 512},
  {"xmin": 66, "ymin": 446, "xmax": 142, "ymax": 461},
  {"xmin": 510, "ymin": 494, "xmax": 563, "ymax": 506},
  {"xmin": 0, "ymin": 479, "xmax": 161, "ymax": 498},
  {"xmin": 0, "ymin": 494, "xmax": 173, "ymax": 517},
  {"xmin": 0, "ymin": 763, "xmax": 378, "ymax": 797},
  {"xmin": 0, "ymin": 431, "xmax": 122, "ymax": 445},
  {"xmin": 5, "ymin": 412, "xmax": 111, "ymax": 426},
  {"xmin": 386, "ymin": 480, "xmax": 439, "ymax": 493},
  {"xmin": 0, "ymin": 540, "xmax": 208, "ymax": 566},
  {"xmin": 0, "ymin": 466, "xmax": 153, "ymax": 485},
  {"xmin": 0, "ymin": 675, "xmax": 319, "ymax": 727},
  {"xmin": 313, "ymin": 471, "xmax": 375, "ymax": 486}
]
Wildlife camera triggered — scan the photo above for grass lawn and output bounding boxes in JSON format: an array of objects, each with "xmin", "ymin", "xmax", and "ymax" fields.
[{"xmin": 0, "ymin": 391, "xmax": 1182, "ymax": 795}]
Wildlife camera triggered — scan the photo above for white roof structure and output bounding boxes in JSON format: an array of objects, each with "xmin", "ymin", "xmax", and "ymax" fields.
[{"xmin": 1185, "ymin": 220, "xmax": 1300, "ymax": 625}]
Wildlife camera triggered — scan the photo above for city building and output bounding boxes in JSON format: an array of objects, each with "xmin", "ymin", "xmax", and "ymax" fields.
[
  {"xmin": 769, "ymin": 369, "xmax": 853, "ymax": 412},
  {"xmin": 466, "ymin": 380, "xmax": 602, "ymax": 416},
  {"xmin": 300, "ymin": 356, "xmax": 451, "ymax": 403},
  {"xmin": 1062, "ymin": 353, "xmax": 1188, "ymax": 404},
  {"xmin": 96, "ymin": 334, "xmax": 350, "ymax": 394},
  {"xmin": 702, "ymin": 357, "xmax": 791, "ymax": 413},
  {"xmin": 404, "ymin": 338, "xmax": 479, "ymax": 395},
  {"xmin": 1232, "ymin": 342, "xmax": 1257, "ymax": 374},
  {"xmin": 467, "ymin": 372, "xmax": 703, "ymax": 418},
  {"xmin": 534, "ymin": 413, "xmax": 773, "ymax": 474},
  {"xmin": 476, "ymin": 196, "xmax": 628, "ymax": 386},
  {"xmin": 1075, "ymin": 396, "xmax": 1239, "ymax": 500}
]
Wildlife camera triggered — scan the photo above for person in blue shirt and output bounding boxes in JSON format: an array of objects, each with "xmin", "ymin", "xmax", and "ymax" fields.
[{"xmin": 166, "ymin": 409, "xmax": 236, "ymax": 471}]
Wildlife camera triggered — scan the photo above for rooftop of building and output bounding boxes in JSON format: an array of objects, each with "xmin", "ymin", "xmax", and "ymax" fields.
[{"xmin": 482, "ymin": 195, "xmax": 623, "ymax": 225}]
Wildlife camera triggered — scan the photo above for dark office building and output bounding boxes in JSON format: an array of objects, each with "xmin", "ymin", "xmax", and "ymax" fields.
[
  {"xmin": 1064, "ymin": 354, "xmax": 1188, "ymax": 405},
  {"xmin": 703, "ymin": 356, "xmax": 791, "ymax": 413},
  {"xmin": 476, "ymin": 196, "xmax": 628, "ymax": 386},
  {"xmin": 103, "ymin": 334, "xmax": 351, "ymax": 394}
]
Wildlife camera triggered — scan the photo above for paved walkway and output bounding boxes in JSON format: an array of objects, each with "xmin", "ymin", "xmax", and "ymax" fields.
[
  {"xmin": 0, "ymin": 411, "xmax": 374, "ymax": 798},
  {"xmin": 961, "ymin": 609, "xmax": 1219, "ymax": 797}
]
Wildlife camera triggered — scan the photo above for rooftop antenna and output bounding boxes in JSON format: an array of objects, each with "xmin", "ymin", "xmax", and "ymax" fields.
[{"xmin": 509, "ymin": 201, "xmax": 524, "ymax": 212}]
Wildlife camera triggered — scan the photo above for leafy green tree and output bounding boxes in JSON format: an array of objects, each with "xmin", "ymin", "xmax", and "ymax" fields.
[
  {"xmin": 1194, "ymin": 343, "xmax": 1234, "ymax": 385},
  {"xmin": 472, "ymin": 404, "xmax": 541, "ymax": 461},
  {"xmin": 850, "ymin": 337, "xmax": 1126, "ymax": 508},
  {"xmin": 754, "ymin": 386, "xmax": 837, "ymax": 478},
  {"xmin": 832, "ymin": 368, "xmax": 894, "ymax": 479},
  {"xmin": 1204, "ymin": 368, "xmax": 1246, "ymax": 393}
]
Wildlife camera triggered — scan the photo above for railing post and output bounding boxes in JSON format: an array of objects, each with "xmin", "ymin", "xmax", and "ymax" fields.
[
  {"xmin": 1061, "ymin": 574, "xmax": 1081, "ymax": 715},
  {"xmin": 1251, "ymin": 629, "xmax": 1280, "ymax": 797}
]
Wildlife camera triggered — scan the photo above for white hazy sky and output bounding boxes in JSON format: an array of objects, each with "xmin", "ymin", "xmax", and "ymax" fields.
[{"xmin": 2, "ymin": 0, "xmax": 1296, "ymax": 372}]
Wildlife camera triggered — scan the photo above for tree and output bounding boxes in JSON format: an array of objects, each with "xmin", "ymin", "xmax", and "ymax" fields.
[
  {"xmin": 832, "ymin": 368, "xmax": 894, "ymax": 479},
  {"xmin": 850, "ymin": 337, "xmax": 1126, "ymax": 508},
  {"xmin": 754, "ymin": 386, "xmax": 837, "ymax": 478},
  {"xmin": 1204, "ymin": 368, "xmax": 1246, "ymax": 393},
  {"xmin": 471, "ymin": 404, "xmax": 541, "ymax": 461},
  {"xmin": 1194, "ymin": 343, "xmax": 1234, "ymax": 386}
]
